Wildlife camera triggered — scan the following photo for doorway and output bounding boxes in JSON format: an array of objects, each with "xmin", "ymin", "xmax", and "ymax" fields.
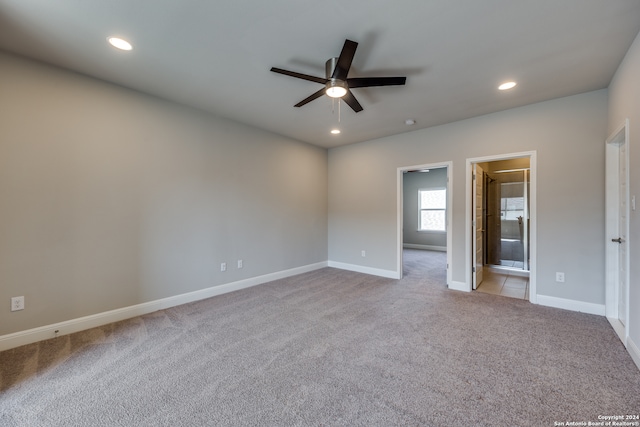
[
  {"xmin": 605, "ymin": 119, "xmax": 629, "ymax": 345},
  {"xmin": 397, "ymin": 162, "xmax": 452, "ymax": 284},
  {"xmin": 466, "ymin": 152, "xmax": 537, "ymax": 302}
]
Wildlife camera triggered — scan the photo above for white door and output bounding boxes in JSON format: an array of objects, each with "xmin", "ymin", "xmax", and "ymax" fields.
[
  {"xmin": 472, "ymin": 164, "xmax": 484, "ymax": 290},
  {"xmin": 605, "ymin": 120, "xmax": 629, "ymax": 343}
]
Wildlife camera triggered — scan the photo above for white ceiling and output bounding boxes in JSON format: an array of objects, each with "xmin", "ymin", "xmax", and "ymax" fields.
[{"xmin": 1, "ymin": 1, "xmax": 639, "ymax": 148}]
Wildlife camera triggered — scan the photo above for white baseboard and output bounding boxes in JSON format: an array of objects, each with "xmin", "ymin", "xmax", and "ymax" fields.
[
  {"xmin": 605, "ymin": 317, "xmax": 640, "ymax": 372},
  {"xmin": 327, "ymin": 261, "xmax": 400, "ymax": 279},
  {"xmin": 627, "ymin": 336, "xmax": 640, "ymax": 372},
  {"xmin": 448, "ymin": 281, "xmax": 470, "ymax": 292},
  {"xmin": 607, "ymin": 316, "xmax": 627, "ymax": 345},
  {"xmin": 403, "ymin": 244, "xmax": 447, "ymax": 252},
  {"xmin": 536, "ymin": 294, "xmax": 605, "ymax": 316},
  {"xmin": 0, "ymin": 262, "xmax": 328, "ymax": 352}
]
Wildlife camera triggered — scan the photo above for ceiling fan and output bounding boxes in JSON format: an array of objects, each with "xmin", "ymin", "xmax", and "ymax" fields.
[{"xmin": 270, "ymin": 39, "xmax": 406, "ymax": 113}]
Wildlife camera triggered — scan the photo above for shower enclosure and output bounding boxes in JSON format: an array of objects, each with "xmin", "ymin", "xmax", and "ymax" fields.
[{"xmin": 485, "ymin": 169, "xmax": 530, "ymax": 271}]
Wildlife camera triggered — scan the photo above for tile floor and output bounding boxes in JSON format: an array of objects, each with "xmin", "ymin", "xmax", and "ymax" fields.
[
  {"xmin": 499, "ymin": 260, "xmax": 524, "ymax": 269},
  {"xmin": 476, "ymin": 269, "xmax": 529, "ymax": 300}
]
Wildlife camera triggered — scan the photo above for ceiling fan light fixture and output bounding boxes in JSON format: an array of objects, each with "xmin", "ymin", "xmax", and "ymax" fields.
[{"xmin": 326, "ymin": 80, "xmax": 347, "ymax": 98}]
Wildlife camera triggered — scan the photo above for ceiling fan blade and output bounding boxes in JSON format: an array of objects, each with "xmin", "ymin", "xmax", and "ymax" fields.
[
  {"xmin": 347, "ymin": 76, "xmax": 407, "ymax": 88},
  {"xmin": 270, "ymin": 67, "xmax": 328, "ymax": 84},
  {"xmin": 294, "ymin": 88, "xmax": 327, "ymax": 107},
  {"xmin": 342, "ymin": 90, "xmax": 363, "ymax": 113},
  {"xmin": 332, "ymin": 39, "xmax": 358, "ymax": 81}
]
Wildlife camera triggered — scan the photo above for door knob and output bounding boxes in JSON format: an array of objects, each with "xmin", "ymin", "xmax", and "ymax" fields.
[{"xmin": 611, "ymin": 237, "xmax": 623, "ymax": 243}]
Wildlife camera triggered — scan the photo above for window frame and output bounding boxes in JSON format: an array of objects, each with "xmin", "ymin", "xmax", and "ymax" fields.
[{"xmin": 418, "ymin": 187, "xmax": 447, "ymax": 233}]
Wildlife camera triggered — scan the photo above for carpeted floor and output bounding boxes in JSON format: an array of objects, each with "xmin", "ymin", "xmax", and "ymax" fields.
[{"xmin": 1, "ymin": 249, "xmax": 639, "ymax": 426}]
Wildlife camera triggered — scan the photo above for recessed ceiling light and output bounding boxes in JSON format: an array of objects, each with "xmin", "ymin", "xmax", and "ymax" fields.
[
  {"xmin": 405, "ymin": 119, "xmax": 416, "ymax": 126},
  {"xmin": 498, "ymin": 81, "xmax": 517, "ymax": 90},
  {"xmin": 330, "ymin": 129, "xmax": 341, "ymax": 135},
  {"xmin": 107, "ymin": 37, "xmax": 133, "ymax": 51}
]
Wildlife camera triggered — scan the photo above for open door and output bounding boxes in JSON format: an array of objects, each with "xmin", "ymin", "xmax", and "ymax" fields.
[{"xmin": 472, "ymin": 164, "xmax": 484, "ymax": 289}]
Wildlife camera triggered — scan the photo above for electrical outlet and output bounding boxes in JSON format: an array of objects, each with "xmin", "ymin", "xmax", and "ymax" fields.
[
  {"xmin": 237, "ymin": 259, "xmax": 243, "ymax": 269},
  {"xmin": 361, "ymin": 250, "xmax": 366, "ymax": 257},
  {"xmin": 220, "ymin": 262, "xmax": 227, "ymax": 272},
  {"xmin": 556, "ymin": 272, "xmax": 565, "ymax": 283},
  {"xmin": 11, "ymin": 296, "xmax": 24, "ymax": 311}
]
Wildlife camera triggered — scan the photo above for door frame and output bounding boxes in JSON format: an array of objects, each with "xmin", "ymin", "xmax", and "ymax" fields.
[
  {"xmin": 465, "ymin": 151, "xmax": 537, "ymax": 302},
  {"xmin": 397, "ymin": 161, "xmax": 453, "ymax": 284},
  {"xmin": 605, "ymin": 119, "xmax": 630, "ymax": 345}
]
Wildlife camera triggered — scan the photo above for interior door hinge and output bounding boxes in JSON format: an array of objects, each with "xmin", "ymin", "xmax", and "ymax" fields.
[{"xmin": 472, "ymin": 267, "xmax": 476, "ymax": 273}]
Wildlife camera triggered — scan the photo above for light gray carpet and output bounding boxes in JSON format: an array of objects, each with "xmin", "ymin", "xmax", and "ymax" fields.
[{"xmin": 1, "ymin": 250, "xmax": 639, "ymax": 426}]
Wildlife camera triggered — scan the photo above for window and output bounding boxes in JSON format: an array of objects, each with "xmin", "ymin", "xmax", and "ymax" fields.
[
  {"xmin": 501, "ymin": 196, "xmax": 524, "ymax": 220},
  {"xmin": 419, "ymin": 188, "xmax": 446, "ymax": 231},
  {"xmin": 500, "ymin": 182, "xmax": 524, "ymax": 220}
]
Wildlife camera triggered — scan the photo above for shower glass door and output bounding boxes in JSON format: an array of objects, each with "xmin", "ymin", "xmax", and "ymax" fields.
[{"xmin": 486, "ymin": 169, "xmax": 529, "ymax": 271}]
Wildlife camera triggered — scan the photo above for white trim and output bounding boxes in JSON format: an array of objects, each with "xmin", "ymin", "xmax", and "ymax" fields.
[
  {"xmin": 403, "ymin": 243, "xmax": 447, "ymax": 252},
  {"xmin": 398, "ymin": 161, "xmax": 453, "ymax": 285},
  {"xmin": 627, "ymin": 337, "xmax": 640, "ymax": 372},
  {"xmin": 607, "ymin": 317, "xmax": 627, "ymax": 346},
  {"xmin": 328, "ymin": 261, "xmax": 400, "ymax": 279},
  {"xmin": 448, "ymin": 281, "xmax": 469, "ymax": 292},
  {"xmin": 0, "ymin": 262, "xmax": 327, "ymax": 352},
  {"xmin": 465, "ymin": 151, "xmax": 537, "ymax": 303},
  {"xmin": 537, "ymin": 295, "xmax": 605, "ymax": 316}
]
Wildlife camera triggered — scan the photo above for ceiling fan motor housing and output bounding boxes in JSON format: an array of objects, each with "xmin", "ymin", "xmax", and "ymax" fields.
[
  {"xmin": 325, "ymin": 57, "xmax": 339, "ymax": 79},
  {"xmin": 325, "ymin": 58, "xmax": 347, "ymax": 97}
]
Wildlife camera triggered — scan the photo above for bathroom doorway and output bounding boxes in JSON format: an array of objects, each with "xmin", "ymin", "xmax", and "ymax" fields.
[{"xmin": 467, "ymin": 152, "xmax": 537, "ymax": 302}]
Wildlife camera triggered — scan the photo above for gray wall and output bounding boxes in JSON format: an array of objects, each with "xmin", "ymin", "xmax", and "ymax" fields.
[
  {"xmin": 608, "ymin": 30, "xmax": 640, "ymax": 358},
  {"xmin": 0, "ymin": 52, "xmax": 328, "ymax": 335},
  {"xmin": 328, "ymin": 90, "xmax": 607, "ymax": 304},
  {"xmin": 403, "ymin": 168, "xmax": 447, "ymax": 249}
]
